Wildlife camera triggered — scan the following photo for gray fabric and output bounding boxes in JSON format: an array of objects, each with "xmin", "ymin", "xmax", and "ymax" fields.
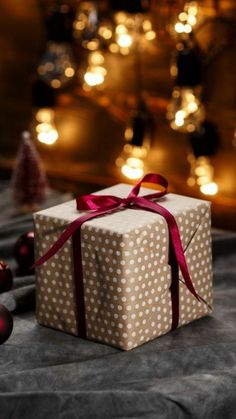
[{"xmin": 0, "ymin": 186, "xmax": 236, "ymax": 418}]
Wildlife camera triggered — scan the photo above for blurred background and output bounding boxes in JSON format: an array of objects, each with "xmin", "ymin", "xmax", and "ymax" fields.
[{"xmin": 0, "ymin": 0, "xmax": 235, "ymax": 229}]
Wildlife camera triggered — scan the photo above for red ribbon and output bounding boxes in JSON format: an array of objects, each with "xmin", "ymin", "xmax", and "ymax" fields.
[{"xmin": 35, "ymin": 173, "xmax": 210, "ymax": 337}]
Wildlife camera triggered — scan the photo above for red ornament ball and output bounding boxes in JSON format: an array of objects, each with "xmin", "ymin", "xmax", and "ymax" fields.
[
  {"xmin": 0, "ymin": 261, "xmax": 13, "ymax": 294},
  {"xmin": 0, "ymin": 304, "xmax": 13, "ymax": 344},
  {"xmin": 14, "ymin": 231, "xmax": 35, "ymax": 271}
]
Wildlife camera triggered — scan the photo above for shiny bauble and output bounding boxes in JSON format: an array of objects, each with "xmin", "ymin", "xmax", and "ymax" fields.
[
  {"xmin": 0, "ymin": 261, "xmax": 13, "ymax": 294},
  {"xmin": 14, "ymin": 232, "xmax": 35, "ymax": 272},
  {"xmin": 0, "ymin": 304, "xmax": 13, "ymax": 344}
]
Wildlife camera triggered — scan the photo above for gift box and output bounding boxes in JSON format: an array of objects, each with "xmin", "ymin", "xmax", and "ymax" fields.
[{"xmin": 34, "ymin": 176, "xmax": 213, "ymax": 350}]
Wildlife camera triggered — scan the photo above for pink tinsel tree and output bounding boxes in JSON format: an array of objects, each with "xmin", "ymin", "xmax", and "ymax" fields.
[{"xmin": 11, "ymin": 131, "xmax": 47, "ymax": 208}]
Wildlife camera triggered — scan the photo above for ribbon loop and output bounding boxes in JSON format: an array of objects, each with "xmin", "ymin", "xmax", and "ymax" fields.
[
  {"xmin": 127, "ymin": 172, "xmax": 168, "ymax": 200},
  {"xmin": 76, "ymin": 194, "xmax": 122, "ymax": 211},
  {"xmin": 76, "ymin": 173, "xmax": 168, "ymax": 213}
]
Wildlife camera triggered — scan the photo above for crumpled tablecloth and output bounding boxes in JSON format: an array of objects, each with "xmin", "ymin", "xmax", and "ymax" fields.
[{"xmin": 0, "ymin": 183, "xmax": 236, "ymax": 419}]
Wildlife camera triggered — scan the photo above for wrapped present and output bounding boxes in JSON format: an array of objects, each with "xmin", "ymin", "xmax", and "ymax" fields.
[{"xmin": 34, "ymin": 174, "xmax": 213, "ymax": 350}]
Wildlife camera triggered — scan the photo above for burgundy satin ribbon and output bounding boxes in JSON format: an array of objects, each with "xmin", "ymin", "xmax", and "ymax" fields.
[{"xmin": 34, "ymin": 173, "xmax": 210, "ymax": 336}]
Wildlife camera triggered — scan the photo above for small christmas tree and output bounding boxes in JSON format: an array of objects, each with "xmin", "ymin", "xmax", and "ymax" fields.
[{"xmin": 11, "ymin": 131, "xmax": 47, "ymax": 209}]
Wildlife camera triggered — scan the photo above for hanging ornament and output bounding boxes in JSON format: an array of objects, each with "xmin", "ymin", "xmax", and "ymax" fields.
[
  {"xmin": 38, "ymin": 3, "xmax": 76, "ymax": 89},
  {"xmin": 11, "ymin": 132, "xmax": 47, "ymax": 208},
  {"xmin": 0, "ymin": 261, "xmax": 13, "ymax": 294},
  {"xmin": 187, "ymin": 120, "xmax": 220, "ymax": 195},
  {"xmin": 32, "ymin": 78, "xmax": 59, "ymax": 146},
  {"xmin": 0, "ymin": 304, "xmax": 13, "ymax": 345},
  {"xmin": 14, "ymin": 232, "xmax": 35, "ymax": 273},
  {"xmin": 167, "ymin": 43, "xmax": 205, "ymax": 133},
  {"xmin": 116, "ymin": 100, "xmax": 154, "ymax": 179}
]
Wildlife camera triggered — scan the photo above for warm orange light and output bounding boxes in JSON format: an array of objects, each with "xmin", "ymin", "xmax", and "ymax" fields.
[
  {"xmin": 84, "ymin": 66, "xmax": 107, "ymax": 87},
  {"xmin": 109, "ymin": 43, "xmax": 119, "ymax": 53},
  {"xmin": 85, "ymin": 39, "xmax": 100, "ymax": 51},
  {"xmin": 65, "ymin": 67, "xmax": 75, "ymax": 78},
  {"xmin": 35, "ymin": 108, "xmax": 58, "ymax": 145},
  {"xmin": 50, "ymin": 79, "xmax": 61, "ymax": 89},
  {"xmin": 121, "ymin": 157, "xmax": 144, "ymax": 179},
  {"xmin": 167, "ymin": 88, "xmax": 205, "ymax": 133},
  {"xmin": 145, "ymin": 30, "xmax": 156, "ymax": 41},
  {"xmin": 142, "ymin": 19, "xmax": 152, "ymax": 31},
  {"xmin": 200, "ymin": 182, "xmax": 218, "ymax": 195},
  {"xmin": 117, "ymin": 33, "xmax": 133, "ymax": 48},
  {"xmin": 88, "ymin": 51, "xmax": 104, "ymax": 66},
  {"xmin": 98, "ymin": 26, "xmax": 113, "ymax": 40},
  {"xmin": 187, "ymin": 155, "xmax": 218, "ymax": 196}
]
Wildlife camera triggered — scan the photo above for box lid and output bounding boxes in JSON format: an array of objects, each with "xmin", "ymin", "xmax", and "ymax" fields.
[{"xmin": 34, "ymin": 183, "xmax": 210, "ymax": 264}]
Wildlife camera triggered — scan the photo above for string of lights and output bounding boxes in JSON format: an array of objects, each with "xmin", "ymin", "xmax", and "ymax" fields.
[{"xmin": 30, "ymin": 0, "xmax": 234, "ymax": 197}]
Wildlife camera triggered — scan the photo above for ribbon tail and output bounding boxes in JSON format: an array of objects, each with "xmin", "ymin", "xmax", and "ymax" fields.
[
  {"xmin": 33, "ymin": 205, "xmax": 120, "ymax": 268},
  {"xmin": 165, "ymin": 213, "xmax": 212, "ymax": 310},
  {"xmin": 33, "ymin": 223, "xmax": 77, "ymax": 267},
  {"xmin": 131, "ymin": 197, "xmax": 211, "ymax": 310}
]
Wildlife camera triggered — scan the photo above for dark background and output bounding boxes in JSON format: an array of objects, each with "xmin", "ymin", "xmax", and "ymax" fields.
[{"xmin": 0, "ymin": 0, "xmax": 235, "ymax": 229}]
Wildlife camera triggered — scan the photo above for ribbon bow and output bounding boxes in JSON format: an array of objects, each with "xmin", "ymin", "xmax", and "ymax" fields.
[{"xmin": 35, "ymin": 173, "xmax": 209, "ymax": 335}]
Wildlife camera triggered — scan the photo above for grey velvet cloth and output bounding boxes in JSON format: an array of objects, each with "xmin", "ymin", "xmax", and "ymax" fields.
[{"xmin": 0, "ymin": 190, "xmax": 236, "ymax": 418}]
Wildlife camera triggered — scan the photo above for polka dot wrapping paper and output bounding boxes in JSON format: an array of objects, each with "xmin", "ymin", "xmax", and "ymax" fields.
[{"xmin": 33, "ymin": 184, "xmax": 213, "ymax": 350}]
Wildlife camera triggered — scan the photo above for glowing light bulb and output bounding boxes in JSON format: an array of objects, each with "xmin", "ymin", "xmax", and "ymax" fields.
[
  {"xmin": 117, "ymin": 33, "xmax": 133, "ymax": 48},
  {"xmin": 124, "ymin": 127, "xmax": 133, "ymax": 141},
  {"xmin": 115, "ymin": 12, "xmax": 127, "ymax": 25},
  {"xmin": 38, "ymin": 42, "xmax": 76, "ymax": 88},
  {"xmin": 187, "ymin": 14, "xmax": 197, "ymax": 26},
  {"xmin": 116, "ymin": 24, "xmax": 128, "ymax": 35},
  {"xmin": 35, "ymin": 108, "xmax": 58, "ymax": 145},
  {"xmin": 145, "ymin": 30, "xmax": 156, "ymax": 41},
  {"xmin": 175, "ymin": 22, "xmax": 185, "ymax": 34},
  {"xmin": 175, "ymin": 110, "xmax": 186, "ymax": 126},
  {"xmin": 84, "ymin": 71, "xmax": 104, "ymax": 86},
  {"xmin": 84, "ymin": 39, "xmax": 100, "ymax": 51},
  {"xmin": 88, "ymin": 51, "xmax": 104, "ymax": 66},
  {"xmin": 121, "ymin": 157, "xmax": 144, "ymax": 179},
  {"xmin": 187, "ymin": 155, "xmax": 218, "ymax": 196},
  {"xmin": 171, "ymin": 2, "xmax": 199, "ymax": 39},
  {"xmin": 142, "ymin": 19, "xmax": 152, "ymax": 31},
  {"xmin": 186, "ymin": 2, "xmax": 198, "ymax": 16},
  {"xmin": 98, "ymin": 25, "xmax": 113, "ymax": 40},
  {"xmin": 109, "ymin": 43, "xmax": 119, "ymax": 53},
  {"xmin": 184, "ymin": 24, "xmax": 192, "ymax": 33},
  {"xmin": 112, "ymin": 12, "xmax": 155, "ymax": 55},
  {"xmin": 64, "ymin": 67, "xmax": 75, "ymax": 78},
  {"xmin": 200, "ymin": 182, "xmax": 218, "ymax": 195},
  {"xmin": 82, "ymin": 49, "xmax": 107, "ymax": 89},
  {"xmin": 116, "ymin": 103, "xmax": 154, "ymax": 180},
  {"xmin": 84, "ymin": 65, "xmax": 106, "ymax": 87},
  {"xmin": 167, "ymin": 87, "xmax": 205, "ymax": 133},
  {"xmin": 179, "ymin": 12, "xmax": 188, "ymax": 21}
]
